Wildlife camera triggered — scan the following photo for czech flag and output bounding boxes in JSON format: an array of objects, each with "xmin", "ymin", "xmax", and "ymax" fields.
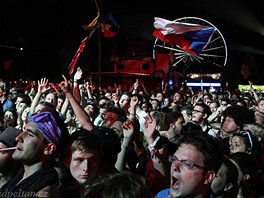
[{"xmin": 153, "ymin": 17, "xmax": 215, "ymax": 55}]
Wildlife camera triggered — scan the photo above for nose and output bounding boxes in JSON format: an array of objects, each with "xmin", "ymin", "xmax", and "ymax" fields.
[
  {"xmin": 172, "ymin": 161, "xmax": 181, "ymax": 172},
  {"xmin": 81, "ymin": 160, "xmax": 88, "ymax": 172},
  {"xmin": 15, "ymin": 131, "xmax": 26, "ymax": 142},
  {"xmin": 229, "ymin": 144, "xmax": 234, "ymax": 150}
]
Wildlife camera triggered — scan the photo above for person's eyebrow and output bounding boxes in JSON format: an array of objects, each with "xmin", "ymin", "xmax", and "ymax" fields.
[{"xmin": 26, "ymin": 127, "xmax": 41, "ymax": 137}]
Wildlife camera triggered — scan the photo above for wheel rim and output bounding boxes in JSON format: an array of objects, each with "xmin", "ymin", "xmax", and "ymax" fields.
[{"xmin": 153, "ymin": 16, "xmax": 228, "ymax": 74}]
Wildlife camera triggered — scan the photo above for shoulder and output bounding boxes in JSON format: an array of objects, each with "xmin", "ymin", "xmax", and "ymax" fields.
[
  {"xmin": 36, "ymin": 184, "xmax": 61, "ymax": 198},
  {"xmin": 3, "ymin": 98, "xmax": 14, "ymax": 107},
  {"xmin": 155, "ymin": 188, "xmax": 170, "ymax": 198},
  {"xmin": 61, "ymin": 184, "xmax": 83, "ymax": 198}
]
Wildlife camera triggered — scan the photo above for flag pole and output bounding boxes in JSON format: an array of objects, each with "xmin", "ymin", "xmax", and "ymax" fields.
[
  {"xmin": 98, "ymin": 24, "xmax": 102, "ymax": 88},
  {"xmin": 201, "ymin": 78, "xmax": 203, "ymax": 92}
]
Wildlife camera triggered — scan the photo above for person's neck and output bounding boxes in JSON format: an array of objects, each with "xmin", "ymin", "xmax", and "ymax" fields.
[
  {"xmin": 199, "ymin": 120, "xmax": 207, "ymax": 127},
  {"xmin": 0, "ymin": 95, "xmax": 6, "ymax": 103},
  {"xmin": 22, "ymin": 161, "xmax": 48, "ymax": 180}
]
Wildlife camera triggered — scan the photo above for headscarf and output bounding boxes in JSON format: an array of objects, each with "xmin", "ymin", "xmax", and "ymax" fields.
[{"xmin": 30, "ymin": 112, "xmax": 61, "ymax": 147}]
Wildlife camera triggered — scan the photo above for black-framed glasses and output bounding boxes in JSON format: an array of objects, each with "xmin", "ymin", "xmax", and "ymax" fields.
[
  {"xmin": 192, "ymin": 109, "xmax": 204, "ymax": 114},
  {"xmin": 168, "ymin": 155, "xmax": 205, "ymax": 170},
  {"xmin": 236, "ymin": 131, "xmax": 253, "ymax": 149}
]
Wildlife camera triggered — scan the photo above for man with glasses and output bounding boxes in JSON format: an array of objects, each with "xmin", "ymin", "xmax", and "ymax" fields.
[
  {"xmin": 155, "ymin": 132, "xmax": 223, "ymax": 198},
  {"xmin": 191, "ymin": 102, "xmax": 218, "ymax": 137}
]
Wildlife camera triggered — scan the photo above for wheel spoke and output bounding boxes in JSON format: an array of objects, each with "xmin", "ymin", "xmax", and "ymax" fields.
[
  {"xmin": 154, "ymin": 44, "xmax": 185, "ymax": 53},
  {"xmin": 153, "ymin": 16, "xmax": 228, "ymax": 73},
  {"xmin": 200, "ymin": 53, "xmax": 225, "ymax": 58},
  {"xmin": 173, "ymin": 54, "xmax": 188, "ymax": 66},
  {"xmin": 207, "ymin": 35, "xmax": 222, "ymax": 44},
  {"xmin": 202, "ymin": 45, "xmax": 225, "ymax": 52}
]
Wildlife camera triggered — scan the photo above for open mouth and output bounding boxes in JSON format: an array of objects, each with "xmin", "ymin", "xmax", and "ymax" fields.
[{"xmin": 171, "ymin": 176, "xmax": 180, "ymax": 190}]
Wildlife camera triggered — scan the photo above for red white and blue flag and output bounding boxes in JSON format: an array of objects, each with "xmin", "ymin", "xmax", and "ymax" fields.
[{"xmin": 153, "ymin": 17, "xmax": 215, "ymax": 55}]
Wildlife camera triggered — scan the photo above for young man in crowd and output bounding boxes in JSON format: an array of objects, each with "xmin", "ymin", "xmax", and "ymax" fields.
[
  {"xmin": 0, "ymin": 111, "xmax": 62, "ymax": 197},
  {"xmin": 61, "ymin": 130, "xmax": 103, "ymax": 198},
  {"xmin": 155, "ymin": 132, "xmax": 223, "ymax": 198},
  {"xmin": 191, "ymin": 102, "xmax": 218, "ymax": 137}
]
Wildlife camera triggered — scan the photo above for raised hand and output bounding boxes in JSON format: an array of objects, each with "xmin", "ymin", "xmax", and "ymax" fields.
[
  {"xmin": 74, "ymin": 67, "xmax": 83, "ymax": 81},
  {"xmin": 133, "ymin": 78, "xmax": 139, "ymax": 90},
  {"xmin": 130, "ymin": 95, "xmax": 139, "ymax": 108},
  {"xmin": 143, "ymin": 113, "xmax": 157, "ymax": 141},
  {"xmin": 37, "ymin": 78, "xmax": 50, "ymax": 94},
  {"xmin": 58, "ymin": 75, "xmax": 70, "ymax": 94},
  {"xmin": 122, "ymin": 120, "xmax": 134, "ymax": 139}
]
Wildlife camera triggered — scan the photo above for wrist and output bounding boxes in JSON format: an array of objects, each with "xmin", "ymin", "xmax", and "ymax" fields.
[
  {"xmin": 148, "ymin": 136, "xmax": 160, "ymax": 150},
  {"xmin": 121, "ymin": 143, "xmax": 129, "ymax": 150}
]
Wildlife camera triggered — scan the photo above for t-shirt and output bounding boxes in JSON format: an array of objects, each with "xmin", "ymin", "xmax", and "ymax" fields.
[{"xmin": 155, "ymin": 188, "xmax": 170, "ymax": 198}]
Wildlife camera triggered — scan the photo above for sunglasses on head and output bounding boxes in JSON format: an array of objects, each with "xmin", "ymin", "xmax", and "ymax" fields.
[{"xmin": 236, "ymin": 131, "xmax": 253, "ymax": 149}]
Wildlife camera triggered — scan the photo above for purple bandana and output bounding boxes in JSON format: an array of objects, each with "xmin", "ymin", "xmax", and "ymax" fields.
[{"xmin": 30, "ymin": 112, "xmax": 61, "ymax": 147}]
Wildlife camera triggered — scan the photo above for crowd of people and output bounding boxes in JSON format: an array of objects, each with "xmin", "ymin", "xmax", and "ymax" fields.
[{"xmin": 0, "ymin": 66, "xmax": 263, "ymax": 198}]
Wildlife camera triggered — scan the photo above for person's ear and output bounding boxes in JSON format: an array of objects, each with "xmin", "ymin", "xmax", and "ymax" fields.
[
  {"xmin": 44, "ymin": 143, "xmax": 56, "ymax": 155},
  {"xmin": 170, "ymin": 123, "xmax": 175, "ymax": 128},
  {"xmin": 204, "ymin": 170, "xmax": 216, "ymax": 184},
  {"xmin": 224, "ymin": 183, "xmax": 234, "ymax": 191}
]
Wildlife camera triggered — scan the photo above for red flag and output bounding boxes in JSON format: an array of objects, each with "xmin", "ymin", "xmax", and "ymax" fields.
[{"xmin": 68, "ymin": 29, "xmax": 96, "ymax": 75}]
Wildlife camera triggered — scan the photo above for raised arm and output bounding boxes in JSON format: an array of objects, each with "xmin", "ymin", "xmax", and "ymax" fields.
[
  {"xmin": 84, "ymin": 80, "xmax": 93, "ymax": 100},
  {"xmin": 59, "ymin": 97, "xmax": 69, "ymax": 119},
  {"xmin": 59, "ymin": 75, "xmax": 94, "ymax": 131},
  {"xmin": 249, "ymin": 81, "xmax": 259, "ymax": 102},
  {"xmin": 30, "ymin": 78, "xmax": 50, "ymax": 114},
  {"xmin": 131, "ymin": 79, "xmax": 139, "ymax": 94},
  {"xmin": 143, "ymin": 114, "xmax": 168, "ymax": 177},
  {"xmin": 115, "ymin": 120, "xmax": 134, "ymax": 172},
  {"xmin": 72, "ymin": 67, "xmax": 83, "ymax": 103}
]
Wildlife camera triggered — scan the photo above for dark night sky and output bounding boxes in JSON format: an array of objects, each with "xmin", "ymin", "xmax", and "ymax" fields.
[{"xmin": 1, "ymin": 0, "xmax": 264, "ymax": 88}]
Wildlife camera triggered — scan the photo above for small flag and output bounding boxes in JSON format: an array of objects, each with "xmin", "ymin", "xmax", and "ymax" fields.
[
  {"xmin": 100, "ymin": 12, "xmax": 120, "ymax": 38},
  {"xmin": 82, "ymin": 12, "xmax": 100, "ymax": 30},
  {"xmin": 153, "ymin": 17, "xmax": 215, "ymax": 55}
]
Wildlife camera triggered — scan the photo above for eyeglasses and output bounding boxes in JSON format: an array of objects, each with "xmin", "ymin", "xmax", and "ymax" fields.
[
  {"xmin": 236, "ymin": 131, "xmax": 253, "ymax": 149},
  {"xmin": 168, "ymin": 155, "xmax": 205, "ymax": 170},
  {"xmin": 192, "ymin": 109, "xmax": 204, "ymax": 114}
]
